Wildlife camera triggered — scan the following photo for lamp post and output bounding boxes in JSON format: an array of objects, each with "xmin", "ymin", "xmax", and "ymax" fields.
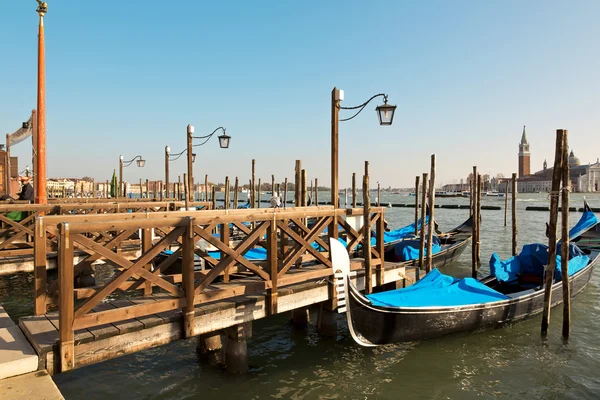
[
  {"xmin": 185, "ymin": 124, "xmax": 231, "ymax": 203},
  {"xmin": 165, "ymin": 146, "xmax": 170, "ymax": 199},
  {"xmin": 330, "ymin": 87, "xmax": 396, "ymax": 239},
  {"xmin": 119, "ymin": 155, "xmax": 145, "ymax": 198},
  {"xmin": 35, "ymin": 0, "xmax": 48, "ymax": 204}
]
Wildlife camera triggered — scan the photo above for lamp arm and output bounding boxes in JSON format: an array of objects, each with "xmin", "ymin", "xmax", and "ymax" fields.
[
  {"xmin": 168, "ymin": 148, "xmax": 188, "ymax": 161},
  {"xmin": 191, "ymin": 127, "xmax": 226, "ymax": 140},
  {"xmin": 123, "ymin": 155, "xmax": 143, "ymax": 167},
  {"xmin": 339, "ymin": 93, "xmax": 387, "ymax": 122}
]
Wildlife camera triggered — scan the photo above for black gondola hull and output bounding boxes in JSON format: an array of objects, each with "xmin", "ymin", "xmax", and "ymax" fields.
[{"xmin": 346, "ymin": 259, "xmax": 595, "ymax": 346}]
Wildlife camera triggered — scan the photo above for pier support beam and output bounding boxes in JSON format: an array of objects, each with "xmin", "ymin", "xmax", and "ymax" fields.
[
  {"xmin": 225, "ymin": 322, "xmax": 251, "ymax": 374},
  {"xmin": 316, "ymin": 304, "xmax": 337, "ymax": 337},
  {"xmin": 197, "ymin": 331, "xmax": 224, "ymax": 365},
  {"xmin": 290, "ymin": 307, "xmax": 310, "ymax": 328}
]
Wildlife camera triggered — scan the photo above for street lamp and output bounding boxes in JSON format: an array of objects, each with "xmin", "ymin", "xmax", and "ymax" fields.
[
  {"xmin": 35, "ymin": 0, "xmax": 49, "ymax": 204},
  {"xmin": 186, "ymin": 124, "xmax": 231, "ymax": 203},
  {"xmin": 119, "ymin": 155, "xmax": 145, "ymax": 198},
  {"xmin": 330, "ymin": 87, "xmax": 396, "ymax": 239}
]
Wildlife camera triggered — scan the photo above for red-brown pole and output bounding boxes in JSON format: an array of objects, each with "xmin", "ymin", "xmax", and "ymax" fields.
[{"xmin": 35, "ymin": 3, "xmax": 48, "ymax": 204}]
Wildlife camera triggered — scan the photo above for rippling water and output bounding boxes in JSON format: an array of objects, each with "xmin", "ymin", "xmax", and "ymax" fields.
[{"xmin": 2, "ymin": 193, "xmax": 600, "ymax": 399}]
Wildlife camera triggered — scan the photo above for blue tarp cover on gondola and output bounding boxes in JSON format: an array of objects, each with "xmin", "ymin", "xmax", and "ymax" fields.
[
  {"xmin": 378, "ymin": 216, "xmax": 429, "ymax": 243},
  {"xmin": 489, "ymin": 243, "xmax": 589, "ymax": 284},
  {"xmin": 565, "ymin": 210, "xmax": 598, "ymax": 241},
  {"xmin": 366, "ymin": 269, "xmax": 509, "ymax": 307},
  {"xmin": 389, "ymin": 236, "xmax": 441, "ymax": 261}
]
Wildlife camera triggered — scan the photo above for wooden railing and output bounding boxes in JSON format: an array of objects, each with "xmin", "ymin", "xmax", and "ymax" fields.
[
  {"xmin": 44, "ymin": 206, "xmax": 385, "ymax": 372},
  {"xmin": 0, "ymin": 201, "xmax": 212, "ymax": 264}
]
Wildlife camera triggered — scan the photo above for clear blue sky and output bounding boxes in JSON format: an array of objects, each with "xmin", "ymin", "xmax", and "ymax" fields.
[{"xmin": 1, "ymin": 1, "xmax": 598, "ymax": 188}]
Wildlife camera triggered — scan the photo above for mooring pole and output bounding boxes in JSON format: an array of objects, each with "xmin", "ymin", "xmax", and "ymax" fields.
[
  {"xmin": 284, "ymin": 178, "xmax": 288, "ymax": 208},
  {"xmin": 363, "ymin": 161, "xmax": 372, "ymax": 294},
  {"xmin": 414, "ymin": 175, "xmax": 420, "ymax": 235},
  {"xmin": 512, "ymin": 173, "xmax": 518, "ymax": 256},
  {"xmin": 315, "ymin": 178, "xmax": 319, "ymax": 205},
  {"xmin": 418, "ymin": 172, "xmax": 428, "ymax": 281},
  {"xmin": 352, "ymin": 172, "xmax": 357, "ymax": 208},
  {"xmin": 234, "ymin": 177, "xmax": 239, "ymax": 209},
  {"xmin": 224, "ymin": 176, "xmax": 230, "ymax": 209},
  {"xmin": 476, "ymin": 173, "xmax": 482, "ymax": 269},
  {"xmin": 471, "ymin": 166, "xmax": 478, "ymax": 277},
  {"xmin": 541, "ymin": 129, "xmax": 565, "ymax": 336},
  {"xmin": 426, "ymin": 154, "xmax": 436, "ymax": 273},
  {"xmin": 560, "ymin": 130, "xmax": 571, "ymax": 339},
  {"xmin": 504, "ymin": 179, "xmax": 508, "ymax": 227},
  {"xmin": 257, "ymin": 178, "xmax": 262, "ymax": 208},
  {"xmin": 183, "ymin": 173, "xmax": 189, "ymax": 210}
]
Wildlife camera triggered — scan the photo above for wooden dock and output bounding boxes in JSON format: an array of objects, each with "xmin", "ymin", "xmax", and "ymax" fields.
[{"xmin": 20, "ymin": 260, "xmax": 406, "ymax": 375}]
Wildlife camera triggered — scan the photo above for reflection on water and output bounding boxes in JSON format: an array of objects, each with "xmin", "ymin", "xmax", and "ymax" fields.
[{"xmin": 1, "ymin": 193, "xmax": 599, "ymax": 399}]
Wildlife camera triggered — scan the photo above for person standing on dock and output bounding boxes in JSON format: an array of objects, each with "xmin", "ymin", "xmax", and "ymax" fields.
[{"xmin": 18, "ymin": 177, "xmax": 34, "ymax": 202}]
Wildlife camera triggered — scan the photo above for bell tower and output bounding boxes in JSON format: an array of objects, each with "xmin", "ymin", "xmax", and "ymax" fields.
[{"xmin": 518, "ymin": 125, "xmax": 530, "ymax": 177}]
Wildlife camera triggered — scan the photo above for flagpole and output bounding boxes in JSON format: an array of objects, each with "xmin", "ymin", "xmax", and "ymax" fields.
[{"xmin": 35, "ymin": 1, "xmax": 48, "ymax": 204}]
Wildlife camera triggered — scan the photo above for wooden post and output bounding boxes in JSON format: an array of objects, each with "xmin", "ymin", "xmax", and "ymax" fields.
[
  {"xmin": 301, "ymin": 169, "xmax": 307, "ymax": 206},
  {"xmin": 105, "ymin": 180, "xmax": 109, "ymax": 198},
  {"xmin": 471, "ymin": 166, "xmax": 478, "ymax": 277},
  {"xmin": 414, "ymin": 176, "xmax": 420, "ymax": 235},
  {"xmin": 234, "ymin": 177, "xmax": 239, "ymax": 209},
  {"xmin": 267, "ymin": 219, "xmax": 278, "ymax": 315},
  {"xmin": 504, "ymin": 179, "xmax": 508, "ymax": 227},
  {"xmin": 377, "ymin": 182, "xmax": 381, "ymax": 207},
  {"xmin": 182, "ymin": 217, "xmax": 195, "ymax": 338},
  {"xmin": 284, "ymin": 178, "xmax": 288, "ymax": 208},
  {"xmin": 331, "ymin": 88, "xmax": 340, "ymax": 216},
  {"xmin": 58, "ymin": 223, "xmax": 74, "ymax": 372},
  {"xmin": 315, "ymin": 178, "xmax": 319, "ymax": 205},
  {"xmin": 225, "ymin": 176, "xmax": 227, "ymax": 210},
  {"xmin": 352, "ymin": 173, "xmax": 357, "ymax": 208},
  {"xmin": 159, "ymin": 181, "xmax": 163, "ymax": 201},
  {"xmin": 476, "ymin": 173, "xmax": 482, "ymax": 270},
  {"xmin": 426, "ymin": 155, "xmax": 436, "ymax": 273},
  {"xmin": 183, "ymin": 173, "xmax": 189, "ymax": 210},
  {"xmin": 212, "ymin": 186, "xmax": 216, "ymax": 210},
  {"xmin": 257, "ymin": 178, "xmax": 262, "ymax": 208},
  {"xmin": 363, "ymin": 161, "xmax": 372, "ymax": 294},
  {"xmin": 418, "ymin": 173, "xmax": 428, "ymax": 281},
  {"xmin": 512, "ymin": 173, "xmax": 518, "ymax": 256},
  {"xmin": 145, "ymin": 179, "xmax": 149, "ymax": 199},
  {"xmin": 310, "ymin": 179, "xmax": 313, "ymax": 203},
  {"xmin": 251, "ymin": 160, "xmax": 256, "ymax": 208},
  {"xmin": 541, "ymin": 129, "xmax": 565, "ymax": 336},
  {"xmin": 376, "ymin": 207, "xmax": 385, "ymax": 287},
  {"xmin": 561, "ymin": 130, "xmax": 570, "ymax": 339},
  {"xmin": 271, "ymin": 174, "xmax": 275, "ymax": 197},
  {"xmin": 34, "ymin": 217, "xmax": 47, "ymax": 315},
  {"xmin": 141, "ymin": 227, "xmax": 152, "ymax": 295},
  {"xmin": 204, "ymin": 174, "xmax": 208, "ymax": 202},
  {"xmin": 177, "ymin": 176, "xmax": 181, "ymax": 200},
  {"xmin": 294, "ymin": 160, "xmax": 301, "ymax": 206}
]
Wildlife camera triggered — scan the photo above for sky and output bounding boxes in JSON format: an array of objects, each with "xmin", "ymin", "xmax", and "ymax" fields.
[{"xmin": 1, "ymin": 0, "xmax": 599, "ymax": 189}]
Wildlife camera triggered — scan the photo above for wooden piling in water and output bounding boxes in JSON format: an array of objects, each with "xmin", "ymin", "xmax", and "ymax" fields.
[
  {"xmin": 315, "ymin": 178, "xmax": 319, "ymax": 205},
  {"xmin": 418, "ymin": 172, "xmax": 428, "ymax": 281},
  {"xmin": 252, "ymin": 160, "xmax": 256, "ymax": 208},
  {"xmin": 224, "ymin": 176, "xmax": 230, "ymax": 209},
  {"xmin": 476, "ymin": 173, "xmax": 482, "ymax": 269},
  {"xmin": 377, "ymin": 182, "xmax": 381, "ymax": 207},
  {"xmin": 177, "ymin": 176, "xmax": 181, "ymax": 200},
  {"xmin": 234, "ymin": 177, "xmax": 239, "ymax": 209},
  {"xmin": 295, "ymin": 160, "xmax": 301, "ymax": 206},
  {"xmin": 204, "ymin": 174, "xmax": 209, "ymax": 202},
  {"xmin": 512, "ymin": 173, "xmax": 518, "ymax": 256},
  {"xmin": 212, "ymin": 186, "xmax": 216, "ymax": 210},
  {"xmin": 541, "ymin": 129, "xmax": 564, "ymax": 336},
  {"xmin": 471, "ymin": 166, "xmax": 478, "ymax": 277},
  {"xmin": 504, "ymin": 179, "xmax": 508, "ymax": 227},
  {"xmin": 561, "ymin": 130, "xmax": 571, "ymax": 339},
  {"xmin": 414, "ymin": 176, "xmax": 420, "ymax": 235},
  {"xmin": 271, "ymin": 174, "xmax": 275, "ymax": 198},
  {"xmin": 257, "ymin": 178, "xmax": 262, "ymax": 208},
  {"xmin": 301, "ymin": 170, "xmax": 307, "ymax": 206},
  {"xmin": 363, "ymin": 161, "xmax": 372, "ymax": 294},
  {"xmin": 426, "ymin": 155, "xmax": 436, "ymax": 273},
  {"xmin": 352, "ymin": 173, "xmax": 357, "ymax": 208},
  {"xmin": 145, "ymin": 179, "xmax": 149, "ymax": 199},
  {"xmin": 284, "ymin": 178, "xmax": 288, "ymax": 208}
]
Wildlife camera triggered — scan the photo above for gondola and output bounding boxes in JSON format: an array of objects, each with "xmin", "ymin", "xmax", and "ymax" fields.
[{"xmin": 332, "ymin": 202, "xmax": 599, "ymax": 346}]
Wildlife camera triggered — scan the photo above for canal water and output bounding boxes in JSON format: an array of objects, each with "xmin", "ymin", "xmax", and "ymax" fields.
[{"xmin": 1, "ymin": 193, "xmax": 599, "ymax": 399}]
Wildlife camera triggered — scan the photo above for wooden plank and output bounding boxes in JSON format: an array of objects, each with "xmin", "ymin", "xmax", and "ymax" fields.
[
  {"xmin": 107, "ymin": 300, "xmax": 145, "ymax": 335},
  {"xmin": 58, "ymin": 223, "xmax": 75, "ymax": 372},
  {"xmin": 129, "ymin": 298, "xmax": 166, "ymax": 329},
  {"xmin": 46, "ymin": 314, "xmax": 93, "ymax": 344},
  {"xmin": 18, "ymin": 315, "xmax": 58, "ymax": 355},
  {"xmin": 87, "ymin": 303, "xmax": 121, "ymax": 341}
]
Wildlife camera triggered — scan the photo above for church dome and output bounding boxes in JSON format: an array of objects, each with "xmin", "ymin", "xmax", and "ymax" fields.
[{"xmin": 569, "ymin": 150, "xmax": 580, "ymax": 166}]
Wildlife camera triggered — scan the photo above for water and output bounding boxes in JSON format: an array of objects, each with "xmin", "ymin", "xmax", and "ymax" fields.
[{"xmin": 2, "ymin": 193, "xmax": 600, "ymax": 399}]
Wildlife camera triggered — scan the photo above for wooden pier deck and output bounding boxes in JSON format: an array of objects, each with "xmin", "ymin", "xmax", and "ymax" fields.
[{"xmin": 20, "ymin": 261, "xmax": 408, "ymax": 375}]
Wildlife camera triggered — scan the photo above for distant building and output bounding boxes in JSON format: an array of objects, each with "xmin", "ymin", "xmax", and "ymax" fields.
[
  {"xmin": 514, "ymin": 126, "xmax": 598, "ymax": 192},
  {"xmin": 518, "ymin": 126, "xmax": 530, "ymax": 178}
]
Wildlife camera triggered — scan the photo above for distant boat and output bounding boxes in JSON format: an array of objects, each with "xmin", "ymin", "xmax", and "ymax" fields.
[
  {"xmin": 485, "ymin": 192, "xmax": 506, "ymax": 198},
  {"xmin": 435, "ymin": 191, "xmax": 462, "ymax": 198}
]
